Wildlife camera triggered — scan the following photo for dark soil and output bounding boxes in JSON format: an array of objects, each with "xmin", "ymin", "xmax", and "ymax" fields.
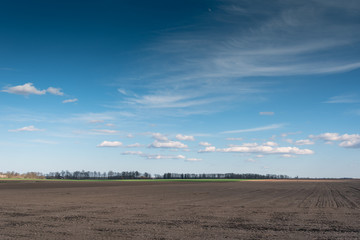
[{"xmin": 0, "ymin": 180, "xmax": 359, "ymax": 239}]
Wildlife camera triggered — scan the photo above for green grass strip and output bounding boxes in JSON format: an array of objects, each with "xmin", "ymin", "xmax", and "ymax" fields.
[{"xmin": 0, "ymin": 178, "xmax": 249, "ymax": 182}]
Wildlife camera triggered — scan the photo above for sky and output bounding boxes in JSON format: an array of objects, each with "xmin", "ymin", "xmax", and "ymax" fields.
[{"xmin": 0, "ymin": 0, "xmax": 359, "ymax": 178}]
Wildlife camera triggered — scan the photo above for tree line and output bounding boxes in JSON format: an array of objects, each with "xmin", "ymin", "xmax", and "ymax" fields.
[
  {"xmin": 45, "ymin": 171, "xmax": 289, "ymax": 180},
  {"xmin": 161, "ymin": 173, "xmax": 290, "ymax": 179},
  {"xmin": 46, "ymin": 170, "xmax": 152, "ymax": 180},
  {"xmin": 1, "ymin": 170, "xmax": 290, "ymax": 180},
  {"xmin": 0, "ymin": 171, "xmax": 44, "ymax": 179}
]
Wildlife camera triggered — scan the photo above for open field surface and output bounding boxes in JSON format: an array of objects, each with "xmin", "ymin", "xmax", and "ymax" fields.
[{"xmin": 0, "ymin": 180, "xmax": 359, "ymax": 239}]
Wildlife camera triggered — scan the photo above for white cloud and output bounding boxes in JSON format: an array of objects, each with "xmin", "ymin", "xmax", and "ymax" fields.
[
  {"xmin": 198, "ymin": 146, "xmax": 216, "ymax": 153},
  {"xmin": 311, "ymin": 133, "xmax": 338, "ymax": 141},
  {"xmin": 246, "ymin": 158, "xmax": 256, "ymax": 162},
  {"xmin": 218, "ymin": 146, "xmax": 314, "ymax": 155},
  {"xmin": 272, "ymin": 147, "xmax": 314, "ymax": 155},
  {"xmin": 89, "ymin": 120, "xmax": 105, "ymax": 124},
  {"xmin": 147, "ymin": 0, "xmax": 360, "ymax": 107},
  {"xmin": 226, "ymin": 137, "xmax": 243, "ymax": 141},
  {"xmin": 282, "ymin": 154, "xmax": 295, "ymax": 158},
  {"xmin": 126, "ymin": 143, "xmax": 143, "ymax": 148},
  {"xmin": 176, "ymin": 134, "xmax": 195, "ymax": 141},
  {"xmin": 46, "ymin": 87, "xmax": 64, "ymax": 96},
  {"xmin": 259, "ymin": 112, "xmax": 275, "ymax": 115},
  {"xmin": 150, "ymin": 140, "xmax": 188, "ymax": 149},
  {"xmin": 199, "ymin": 141, "xmax": 211, "ymax": 146},
  {"xmin": 263, "ymin": 141, "xmax": 278, "ymax": 146},
  {"xmin": 242, "ymin": 143, "xmax": 258, "ymax": 147},
  {"xmin": 294, "ymin": 139, "xmax": 314, "ymax": 145},
  {"xmin": 122, "ymin": 151, "xmax": 187, "ymax": 160},
  {"xmin": 310, "ymin": 133, "xmax": 352, "ymax": 141},
  {"xmin": 118, "ymin": 88, "xmax": 128, "ymax": 95},
  {"xmin": 324, "ymin": 95, "xmax": 358, "ymax": 103},
  {"xmin": 2, "ymin": 83, "xmax": 65, "ymax": 96},
  {"xmin": 186, "ymin": 158, "xmax": 202, "ymax": 162},
  {"xmin": 256, "ymin": 155, "xmax": 264, "ymax": 158},
  {"xmin": 145, "ymin": 154, "xmax": 186, "ymax": 160},
  {"xmin": 310, "ymin": 133, "xmax": 360, "ymax": 148},
  {"xmin": 92, "ymin": 129, "xmax": 118, "ymax": 134},
  {"xmin": 122, "ymin": 151, "xmax": 143, "ymax": 155},
  {"xmin": 2, "ymin": 83, "xmax": 46, "ymax": 95},
  {"xmin": 70, "ymin": 112, "xmax": 128, "ymax": 124},
  {"xmin": 63, "ymin": 98, "xmax": 78, "ymax": 103},
  {"xmin": 105, "ymin": 123, "xmax": 116, "ymax": 127},
  {"xmin": 339, "ymin": 139, "xmax": 360, "ymax": 148},
  {"xmin": 222, "ymin": 124, "xmax": 284, "ymax": 134},
  {"xmin": 232, "ymin": 142, "xmax": 281, "ymax": 148},
  {"xmin": 8, "ymin": 125, "xmax": 44, "ymax": 132},
  {"xmin": 152, "ymin": 133, "xmax": 168, "ymax": 141},
  {"xmin": 124, "ymin": 93, "xmax": 219, "ymax": 109},
  {"xmin": 97, "ymin": 141, "xmax": 122, "ymax": 147},
  {"xmin": 108, "ymin": 1, "xmax": 360, "ymax": 121}
]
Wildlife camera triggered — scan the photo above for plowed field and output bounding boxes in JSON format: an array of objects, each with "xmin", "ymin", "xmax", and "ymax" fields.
[{"xmin": 0, "ymin": 180, "xmax": 359, "ymax": 239}]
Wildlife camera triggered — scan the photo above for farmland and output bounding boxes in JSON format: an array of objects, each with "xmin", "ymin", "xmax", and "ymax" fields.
[{"xmin": 0, "ymin": 179, "xmax": 359, "ymax": 239}]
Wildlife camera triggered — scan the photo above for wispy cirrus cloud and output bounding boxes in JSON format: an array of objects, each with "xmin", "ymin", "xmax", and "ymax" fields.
[
  {"xmin": 92, "ymin": 129, "xmax": 118, "ymax": 134},
  {"xmin": 110, "ymin": 0, "xmax": 360, "ymax": 121},
  {"xmin": 8, "ymin": 125, "xmax": 44, "ymax": 132},
  {"xmin": 294, "ymin": 139, "xmax": 314, "ymax": 145},
  {"xmin": 126, "ymin": 143, "xmax": 143, "ymax": 148},
  {"xmin": 186, "ymin": 158, "xmax": 202, "ymax": 162},
  {"xmin": 71, "ymin": 111, "xmax": 134, "ymax": 124},
  {"xmin": 122, "ymin": 151, "xmax": 143, "ymax": 156},
  {"xmin": 149, "ymin": 0, "xmax": 360, "ymax": 84},
  {"xmin": 281, "ymin": 131, "xmax": 302, "ymax": 137},
  {"xmin": 63, "ymin": 98, "xmax": 78, "ymax": 103},
  {"xmin": 123, "ymin": 91, "xmax": 232, "ymax": 111},
  {"xmin": 118, "ymin": 88, "xmax": 128, "ymax": 95},
  {"xmin": 226, "ymin": 137, "xmax": 243, "ymax": 141},
  {"xmin": 323, "ymin": 95, "xmax": 359, "ymax": 103},
  {"xmin": 221, "ymin": 124, "xmax": 284, "ymax": 134},
  {"xmin": 89, "ymin": 120, "xmax": 104, "ymax": 124}
]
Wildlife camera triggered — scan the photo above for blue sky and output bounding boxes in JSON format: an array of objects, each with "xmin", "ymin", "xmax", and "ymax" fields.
[{"xmin": 1, "ymin": 0, "xmax": 359, "ymax": 177}]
